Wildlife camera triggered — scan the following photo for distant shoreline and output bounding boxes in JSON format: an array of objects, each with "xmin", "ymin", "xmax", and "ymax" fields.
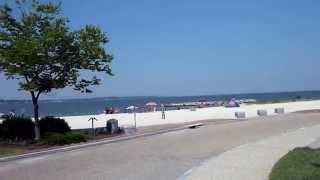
[
  {"xmin": 1, "ymin": 90, "xmax": 320, "ymax": 101},
  {"xmin": 246, "ymin": 97, "xmax": 318, "ymax": 105},
  {"xmin": 1, "ymin": 90, "xmax": 320, "ymax": 117}
]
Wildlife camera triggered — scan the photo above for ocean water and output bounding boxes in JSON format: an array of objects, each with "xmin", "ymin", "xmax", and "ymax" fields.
[{"xmin": 1, "ymin": 91, "xmax": 320, "ymax": 117}]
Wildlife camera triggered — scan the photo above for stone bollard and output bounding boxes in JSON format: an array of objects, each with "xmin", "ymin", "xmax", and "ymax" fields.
[
  {"xmin": 257, "ymin": 109, "xmax": 268, "ymax": 116},
  {"xmin": 275, "ymin": 108, "xmax": 285, "ymax": 114},
  {"xmin": 235, "ymin": 112, "xmax": 246, "ymax": 119}
]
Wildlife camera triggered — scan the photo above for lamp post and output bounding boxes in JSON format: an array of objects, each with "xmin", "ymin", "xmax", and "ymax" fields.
[
  {"xmin": 134, "ymin": 109, "xmax": 137, "ymax": 129},
  {"xmin": 88, "ymin": 117, "xmax": 98, "ymax": 137},
  {"xmin": 126, "ymin": 106, "xmax": 138, "ymax": 130}
]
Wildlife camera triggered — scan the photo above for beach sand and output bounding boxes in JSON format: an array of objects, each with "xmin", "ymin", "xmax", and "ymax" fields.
[{"xmin": 63, "ymin": 100, "xmax": 320, "ymax": 130}]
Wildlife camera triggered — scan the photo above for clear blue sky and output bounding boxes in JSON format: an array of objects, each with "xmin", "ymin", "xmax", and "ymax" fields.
[{"xmin": 1, "ymin": 0, "xmax": 320, "ymax": 99}]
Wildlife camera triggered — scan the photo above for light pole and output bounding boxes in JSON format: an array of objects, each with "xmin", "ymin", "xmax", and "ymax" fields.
[
  {"xmin": 127, "ymin": 106, "xmax": 138, "ymax": 130},
  {"xmin": 134, "ymin": 109, "xmax": 137, "ymax": 129},
  {"xmin": 88, "ymin": 117, "xmax": 98, "ymax": 137}
]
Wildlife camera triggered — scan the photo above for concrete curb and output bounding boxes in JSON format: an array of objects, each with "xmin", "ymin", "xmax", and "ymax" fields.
[{"xmin": 0, "ymin": 123, "xmax": 203, "ymax": 162}]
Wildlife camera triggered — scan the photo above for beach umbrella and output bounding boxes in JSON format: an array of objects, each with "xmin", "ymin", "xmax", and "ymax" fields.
[
  {"xmin": 145, "ymin": 102, "xmax": 157, "ymax": 106},
  {"xmin": 224, "ymin": 98, "xmax": 240, "ymax": 108},
  {"xmin": 126, "ymin": 106, "xmax": 138, "ymax": 110},
  {"xmin": 145, "ymin": 102, "xmax": 157, "ymax": 113}
]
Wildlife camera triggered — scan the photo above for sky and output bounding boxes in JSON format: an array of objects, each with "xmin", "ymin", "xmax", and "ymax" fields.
[{"xmin": 1, "ymin": 0, "xmax": 320, "ymax": 99}]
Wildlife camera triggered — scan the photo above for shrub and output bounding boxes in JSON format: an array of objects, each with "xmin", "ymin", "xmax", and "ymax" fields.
[
  {"xmin": 0, "ymin": 123, "xmax": 3, "ymax": 139},
  {"xmin": 39, "ymin": 116, "xmax": 71, "ymax": 136},
  {"xmin": 64, "ymin": 133, "xmax": 88, "ymax": 143},
  {"xmin": 42, "ymin": 132, "xmax": 87, "ymax": 145},
  {"xmin": 1, "ymin": 116, "xmax": 35, "ymax": 141}
]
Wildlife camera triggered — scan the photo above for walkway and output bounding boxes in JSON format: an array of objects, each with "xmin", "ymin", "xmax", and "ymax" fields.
[{"xmin": 183, "ymin": 123, "xmax": 320, "ymax": 180}]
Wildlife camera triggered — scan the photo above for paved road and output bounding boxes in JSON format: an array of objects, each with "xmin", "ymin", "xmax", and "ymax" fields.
[{"xmin": 1, "ymin": 113, "xmax": 320, "ymax": 180}]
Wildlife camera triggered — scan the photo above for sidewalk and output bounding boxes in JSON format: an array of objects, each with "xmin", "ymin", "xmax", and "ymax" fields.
[{"xmin": 182, "ymin": 124, "xmax": 320, "ymax": 180}]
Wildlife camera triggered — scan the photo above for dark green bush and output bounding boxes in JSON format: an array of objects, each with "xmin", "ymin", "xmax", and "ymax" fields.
[
  {"xmin": 42, "ymin": 132, "xmax": 87, "ymax": 145},
  {"xmin": 64, "ymin": 133, "xmax": 88, "ymax": 143},
  {"xmin": 39, "ymin": 116, "xmax": 71, "ymax": 136},
  {"xmin": 0, "ymin": 123, "xmax": 3, "ymax": 139},
  {"xmin": 1, "ymin": 116, "xmax": 35, "ymax": 141}
]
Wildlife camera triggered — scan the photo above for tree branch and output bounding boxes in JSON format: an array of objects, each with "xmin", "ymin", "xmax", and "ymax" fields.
[
  {"xmin": 36, "ymin": 90, "xmax": 42, "ymax": 99},
  {"xmin": 30, "ymin": 91, "xmax": 36, "ymax": 102},
  {"xmin": 24, "ymin": 75, "xmax": 30, "ymax": 83}
]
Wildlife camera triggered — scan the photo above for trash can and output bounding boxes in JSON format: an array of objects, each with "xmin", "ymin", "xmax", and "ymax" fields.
[{"xmin": 106, "ymin": 119, "xmax": 119, "ymax": 134}]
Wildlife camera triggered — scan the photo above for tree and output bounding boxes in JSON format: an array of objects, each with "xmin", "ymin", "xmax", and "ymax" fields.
[{"xmin": 0, "ymin": 0, "xmax": 113, "ymax": 140}]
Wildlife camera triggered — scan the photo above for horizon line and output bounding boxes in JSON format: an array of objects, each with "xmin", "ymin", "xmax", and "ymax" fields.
[{"xmin": 1, "ymin": 89, "xmax": 320, "ymax": 101}]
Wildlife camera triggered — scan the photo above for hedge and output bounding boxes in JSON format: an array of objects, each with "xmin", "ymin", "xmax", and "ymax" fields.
[
  {"xmin": 1, "ymin": 116, "xmax": 35, "ymax": 141},
  {"xmin": 39, "ymin": 116, "xmax": 71, "ymax": 136}
]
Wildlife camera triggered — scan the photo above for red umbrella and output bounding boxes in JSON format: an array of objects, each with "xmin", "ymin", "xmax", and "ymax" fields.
[{"xmin": 145, "ymin": 102, "xmax": 157, "ymax": 106}]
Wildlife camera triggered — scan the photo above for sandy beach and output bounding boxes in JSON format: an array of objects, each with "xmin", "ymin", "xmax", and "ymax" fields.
[{"xmin": 64, "ymin": 100, "xmax": 320, "ymax": 130}]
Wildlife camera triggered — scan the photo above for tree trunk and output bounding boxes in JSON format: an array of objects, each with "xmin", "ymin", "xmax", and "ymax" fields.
[{"xmin": 31, "ymin": 92, "xmax": 40, "ymax": 141}]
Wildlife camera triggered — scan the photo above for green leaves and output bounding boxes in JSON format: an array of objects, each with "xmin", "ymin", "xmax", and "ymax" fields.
[
  {"xmin": 35, "ymin": 2, "xmax": 60, "ymax": 14},
  {"xmin": 0, "ymin": 0, "xmax": 113, "ymax": 98}
]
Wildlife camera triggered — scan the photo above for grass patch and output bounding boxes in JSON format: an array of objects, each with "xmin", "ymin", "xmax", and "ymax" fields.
[
  {"xmin": 0, "ymin": 131, "xmax": 122, "ymax": 157},
  {"xmin": 0, "ymin": 147, "xmax": 23, "ymax": 157},
  {"xmin": 42, "ymin": 132, "xmax": 88, "ymax": 145},
  {"xmin": 269, "ymin": 147, "xmax": 320, "ymax": 180}
]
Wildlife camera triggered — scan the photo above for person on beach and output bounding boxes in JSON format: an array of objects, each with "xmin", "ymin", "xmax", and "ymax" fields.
[{"xmin": 161, "ymin": 104, "xmax": 166, "ymax": 119}]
